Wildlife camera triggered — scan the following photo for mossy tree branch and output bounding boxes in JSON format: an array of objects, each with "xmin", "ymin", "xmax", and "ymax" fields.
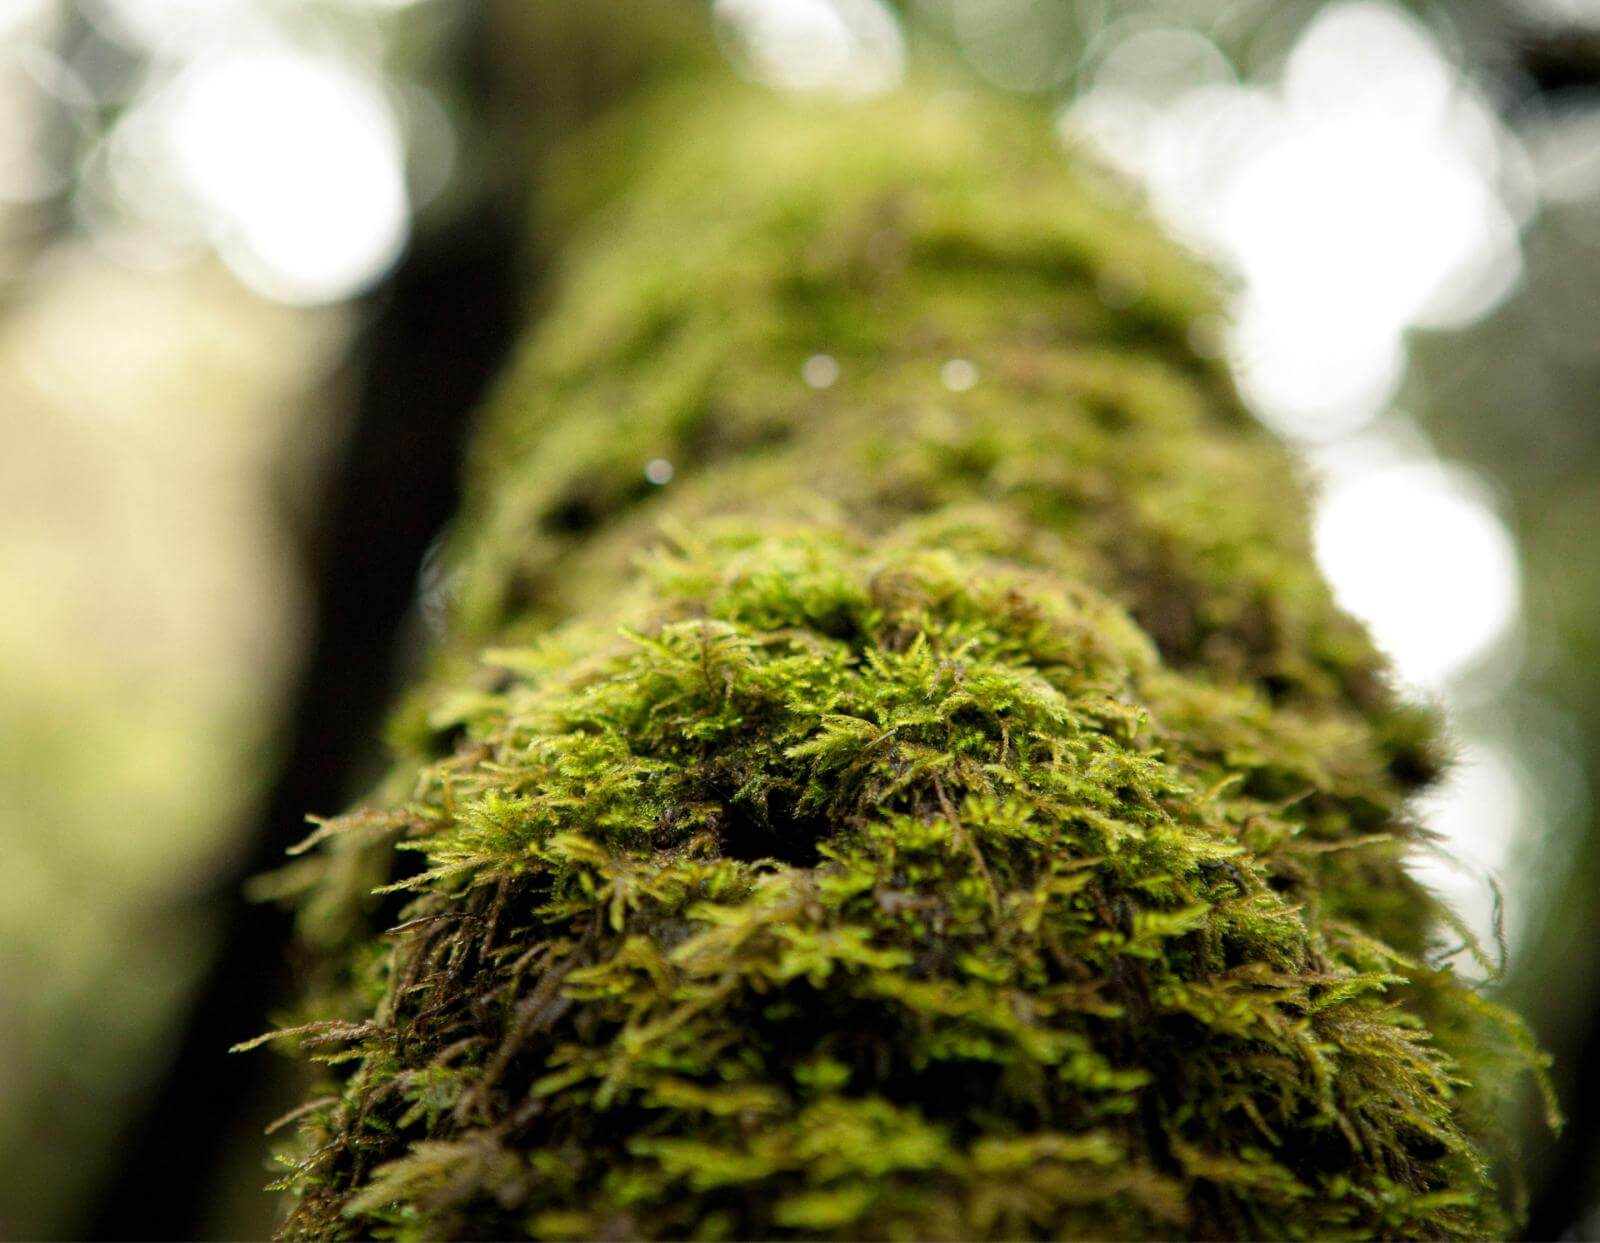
[{"xmin": 257, "ymin": 66, "xmax": 1550, "ymax": 1243}]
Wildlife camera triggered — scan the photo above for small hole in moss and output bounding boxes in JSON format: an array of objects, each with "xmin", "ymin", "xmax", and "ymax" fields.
[
  {"xmin": 717, "ymin": 792, "xmax": 826, "ymax": 868},
  {"xmin": 372, "ymin": 846, "xmax": 432, "ymax": 930},
  {"xmin": 1261, "ymin": 673, "xmax": 1295, "ymax": 704},
  {"xmin": 425, "ymin": 720, "xmax": 469, "ymax": 761},
  {"xmin": 542, "ymin": 496, "xmax": 601, "ymax": 536},
  {"xmin": 1387, "ymin": 743, "xmax": 1440, "ymax": 790}
]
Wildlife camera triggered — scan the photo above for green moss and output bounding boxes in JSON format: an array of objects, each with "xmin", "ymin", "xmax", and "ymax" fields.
[{"xmin": 255, "ymin": 83, "xmax": 1549, "ymax": 1240}]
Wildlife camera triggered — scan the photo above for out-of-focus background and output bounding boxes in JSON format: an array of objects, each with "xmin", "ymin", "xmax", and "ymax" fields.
[{"xmin": 1, "ymin": 0, "xmax": 1596, "ymax": 1238}]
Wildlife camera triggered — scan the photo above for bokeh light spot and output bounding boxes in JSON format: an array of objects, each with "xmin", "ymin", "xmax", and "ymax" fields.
[
  {"xmin": 1061, "ymin": 0, "xmax": 1528, "ymax": 441},
  {"xmin": 713, "ymin": 0, "xmax": 904, "ymax": 96},
  {"xmin": 940, "ymin": 357, "xmax": 978, "ymax": 391},
  {"xmin": 802, "ymin": 352, "xmax": 841, "ymax": 388},
  {"xmin": 161, "ymin": 46, "xmax": 410, "ymax": 305},
  {"xmin": 1313, "ymin": 458, "xmax": 1520, "ymax": 690}
]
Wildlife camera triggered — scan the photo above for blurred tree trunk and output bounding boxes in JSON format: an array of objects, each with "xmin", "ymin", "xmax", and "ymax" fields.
[{"xmin": 82, "ymin": 6, "xmax": 719, "ymax": 1238}]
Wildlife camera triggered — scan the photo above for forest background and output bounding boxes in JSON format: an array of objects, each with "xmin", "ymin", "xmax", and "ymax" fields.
[{"xmin": 2, "ymin": 0, "xmax": 1599, "ymax": 1238}]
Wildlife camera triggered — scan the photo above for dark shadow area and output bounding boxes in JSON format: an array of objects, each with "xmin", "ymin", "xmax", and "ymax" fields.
[{"xmin": 80, "ymin": 193, "xmax": 524, "ymax": 1243}]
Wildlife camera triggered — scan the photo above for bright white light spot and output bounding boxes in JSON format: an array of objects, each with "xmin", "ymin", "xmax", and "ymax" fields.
[
  {"xmin": 1214, "ymin": 110, "xmax": 1520, "ymax": 340},
  {"xmin": 1061, "ymin": 91, "xmax": 1159, "ymax": 179},
  {"xmin": 644, "ymin": 458, "xmax": 674, "ymax": 486},
  {"xmin": 162, "ymin": 47, "xmax": 410, "ymax": 304},
  {"xmin": 1229, "ymin": 300, "xmax": 1406, "ymax": 441},
  {"xmin": 91, "ymin": 0, "xmax": 257, "ymax": 54},
  {"xmin": 1313, "ymin": 460, "xmax": 1519, "ymax": 690},
  {"xmin": 940, "ymin": 357, "xmax": 979, "ymax": 392},
  {"xmin": 1410, "ymin": 738, "xmax": 1525, "ymax": 964},
  {"xmin": 0, "ymin": 0, "xmax": 50, "ymax": 42},
  {"xmin": 1418, "ymin": 740, "xmax": 1523, "ymax": 877},
  {"xmin": 1060, "ymin": 2, "xmax": 1527, "ymax": 440},
  {"xmin": 713, "ymin": 0, "xmax": 904, "ymax": 96},
  {"xmin": 802, "ymin": 353, "xmax": 840, "ymax": 388},
  {"xmin": 1282, "ymin": 2, "xmax": 1452, "ymax": 128}
]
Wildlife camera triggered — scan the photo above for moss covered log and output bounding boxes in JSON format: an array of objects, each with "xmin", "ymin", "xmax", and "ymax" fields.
[{"xmin": 255, "ymin": 79, "xmax": 1549, "ymax": 1240}]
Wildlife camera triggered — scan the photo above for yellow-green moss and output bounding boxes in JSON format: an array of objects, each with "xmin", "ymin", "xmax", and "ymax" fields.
[{"xmin": 256, "ymin": 83, "xmax": 1548, "ymax": 1240}]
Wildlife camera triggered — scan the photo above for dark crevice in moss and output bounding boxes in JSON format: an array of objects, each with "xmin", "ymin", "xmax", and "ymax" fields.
[
  {"xmin": 714, "ymin": 795, "xmax": 827, "ymax": 869},
  {"xmin": 540, "ymin": 495, "xmax": 602, "ymax": 537}
]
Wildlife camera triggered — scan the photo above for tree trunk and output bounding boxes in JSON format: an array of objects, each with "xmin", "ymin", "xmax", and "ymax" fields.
[{"xmin": 256, "ymin": 43, "xmax": 1548, "ymax": 1243}]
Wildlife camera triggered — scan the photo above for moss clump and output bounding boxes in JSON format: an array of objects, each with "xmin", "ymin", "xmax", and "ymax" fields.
[{"xmin": 256, "ymin": 83, "xmax": 1548, "ymax": 1240}]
